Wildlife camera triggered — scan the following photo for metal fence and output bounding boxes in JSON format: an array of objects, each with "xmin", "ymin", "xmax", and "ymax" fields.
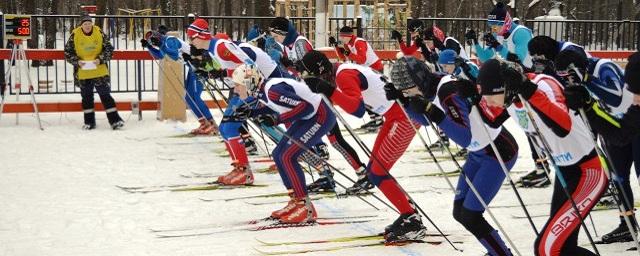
[
  {"xmin": 1, "ymin": 14, "xmax": 637, "ymax": 97},
  {"xmin": 0, "ymin": 14, "xmax": 315, "ymax": 96},
  {"xmin": 352, "ymin": 17, "xmax": 640, "ymax": 52}
]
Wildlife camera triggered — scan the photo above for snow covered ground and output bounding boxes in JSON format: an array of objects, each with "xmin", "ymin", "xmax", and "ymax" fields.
[{"xmin": 0, "ymin": 108, "xmax": 638, "ymax": 256}]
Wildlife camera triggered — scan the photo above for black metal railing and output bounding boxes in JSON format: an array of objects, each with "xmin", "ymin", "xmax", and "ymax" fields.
[{"xmin": 0, "ymin": 14, "xmax": 316, "ymax": 97}]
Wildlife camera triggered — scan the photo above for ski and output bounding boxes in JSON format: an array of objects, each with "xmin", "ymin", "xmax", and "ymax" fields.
[
  {"xmin": 118, "ymin": 183, "xmax": 268, "ymax": 194},
  {"xmin": 155, "ymin": 218, "xmax": 383, "ymax": 238},
  {"xmin": 254, "ymin": 238, "xmax": 463, "ymax": 255},
  {"xmin": 511, "ymin": 214, "xmax": 548, "ymax": 219},
  {"xmin": 201, "ymin": 191, "xmax": 336, "ymax": 202},
  {"xmin": 255, "ymin": 231, "xmax": 453, "ymax": 246},
  {"xmin": 398, "ymin": 170, "xmax": 461, "ymax": 179}
]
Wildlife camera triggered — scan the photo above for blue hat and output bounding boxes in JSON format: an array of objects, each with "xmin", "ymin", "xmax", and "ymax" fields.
[{"xmin": 438, "ymin": 49, "xmax": 457, "ymax": 65}]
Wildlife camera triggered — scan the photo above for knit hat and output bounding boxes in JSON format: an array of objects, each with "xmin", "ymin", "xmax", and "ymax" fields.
[
  {"xmin": 214, "ymin": 32, "xmax": 230, "ymax": 40},
  {"xmin": 554, "ymin": 49, "xmax": 589, "ymax": 75},
  {"xmin": 438, "ymin": 49, "xmax": 457, "ymax": 65},
  {"xmin": 390, "ymin": 56, "xmax": 434, "ymax": 92},
  {"xmin": 187, "ymin": 18, "xmax": 211, "ymax": 40},
  {"xmin": 478, "ymin": 59, "xmax": 506, "ymax": 95},
  {"xmin": 488, "ymin": 2, "xmax": 508, "ymax": 22},
  {"xmin": 339, "ymin": 26, "xmax": 353, "ymax": 37},
  {"xmin": 269, "ymin": 17, "xmax": 290, "ymax": 35},
  {"xmin": 301, "ymin": 50, "xmax": 334, "ymax": 76},
  {"xmin": 157, "ymin": 25, "xmax": 169, "ymax": 35},
  {"xmin": 528, "ymin": 36, "xmax": 560, "ymax": 60},
  {"xmin": 80, "ymin": 13, "xmax": 93, "ymax": 24},
  {"xmin": 625, "ymin": 52, "xmax": 640, "ymax": 94},
  {"xmin": 407, "ymin": 19, "xmax": 424, "ymax": 33}
]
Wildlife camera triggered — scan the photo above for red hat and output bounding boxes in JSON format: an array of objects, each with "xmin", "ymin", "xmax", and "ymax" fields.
[
  {"xmin": 213, "ymin": 32, "xmax": 230, "ymax": 40},
  {"xmin": 187, "ymin": 18, "xmax": 211, "ymax": 40}
]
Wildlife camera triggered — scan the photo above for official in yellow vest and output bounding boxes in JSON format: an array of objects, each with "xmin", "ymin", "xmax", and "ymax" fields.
[{"xmin": 64, "ymin": 14, "xmax": 124, "ymax": 130}]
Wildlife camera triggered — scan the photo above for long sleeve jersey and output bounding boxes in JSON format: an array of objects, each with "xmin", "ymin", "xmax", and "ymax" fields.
[{"xmin": 329, "ymin": 63, "xmax": 395, "ymax": 118}]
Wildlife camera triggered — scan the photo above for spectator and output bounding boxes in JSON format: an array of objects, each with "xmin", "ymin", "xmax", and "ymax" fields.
[{"xmin": 64, "ymin": 14, "xmax": 124, "ymax": 130}]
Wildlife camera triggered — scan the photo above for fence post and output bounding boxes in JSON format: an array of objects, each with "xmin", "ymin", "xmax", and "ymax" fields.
[
  {"xmin": 136, "ymin": 59, "xmax": 142, "ymax": 120},
  {"xmin": 0, "ymin": 12, "xmax": 5, "ymax": 92},
  {"xmin": 356, "ymin": 16, "xmax": 363, "ymax": 37}
]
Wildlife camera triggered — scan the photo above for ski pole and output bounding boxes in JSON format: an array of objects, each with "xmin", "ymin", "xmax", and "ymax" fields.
[
  {"xmin": 517, "ymin": 94, "xmax": 601, "ymax": 255},
  {"xmin": 575, "ymin": 104, "xmax": 640, "ymax": 252},
  {"xmin": 321, "ymin": 96, "xmax": 462, "ymax": 252},
  {"xmin": 468, "ymin": 105, "xmax": 540, "ymax": 236},
  {"xmin": 394, "ymin": 101, "xmax": 522, "ymax": 256}
]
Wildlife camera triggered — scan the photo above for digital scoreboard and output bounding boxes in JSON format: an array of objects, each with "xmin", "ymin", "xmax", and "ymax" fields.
[{"xmin": 4, "ymin": 15, "xmax": 32, "ymax": 40}]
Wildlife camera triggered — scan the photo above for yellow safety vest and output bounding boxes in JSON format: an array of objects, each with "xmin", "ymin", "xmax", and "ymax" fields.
[{"xmin": 73, "ymin": 25, "xmax": 109, "ymax": 80}]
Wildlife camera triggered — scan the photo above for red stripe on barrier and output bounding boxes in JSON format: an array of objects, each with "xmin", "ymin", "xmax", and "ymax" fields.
[
  {"xmin": 2, "ymin": 100, "xmax": 227, "ymax": 113},
  {"xmin": 0, "ymin": 49, "xmax": 154, "ymax": 61},
  {"xmin": 1, "ymin": 49, "xmax": 632, "ymax": 62}
]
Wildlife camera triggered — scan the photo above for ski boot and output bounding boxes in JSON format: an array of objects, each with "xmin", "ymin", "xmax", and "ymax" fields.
[
  {"xmin": 600, "ymin": 217, "xmax": 637, "ymax": 244},
  {"xmin": 345, "ymin": 168, "xmax": 375, "ymax": 195},
  {"xmin": 216, "ymin": 162, "xmax": 254, "ymax": 185},
  {"xmin": 306, "ymin": 170, "xmax": 335, "ymax": 193},
  {"xmin": 384, "ymin": 212, "xmax": 427, "ymax": 244},
  {"xmin": 362, "ymin": 118, "xmax": 383, "ymax": 132},
  {"xmin": 428, "ymin": 139, "xmax": 450, "ymax": 151},
  {"xmin": 279, "ymin": 197, "xmax": 317, "ymax": 223},
  {"xmin": 82, "ymin": 123, "xmax": 96, "ymax": 130},
  {"xmin": 111, "ymin": 120, "xmax": 125, "ymax": 130},
  {"xmin": 518, "ymin": 163, "xmax": 550, "ymax": 188}
]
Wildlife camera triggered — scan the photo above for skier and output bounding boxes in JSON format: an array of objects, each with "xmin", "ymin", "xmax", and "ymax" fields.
[
  {"xmin": 252, "ymin": 73, "xmax": 337, "ymax": 224},
  {"xmin": 140, "ymin": 26, "xmax": 219, "ymax": 135},
  {"xmin": 437, "ymin": 49, "xmax": 478, "ymax": 82},
  {"xmin": 394, "ymin": 56, "xmax": 519, "ymax": 256},
  {"xmin": 268, "ymin": 17, "xmax": 332, "ymax": 162},
  {"xmin": 301, "ymin": 51, "xmax": 427, "ymax": 243},
  {"xmin": 465, "ymin": 1, "xmax": 533, "ymax": 68},
  {"xmin": 329, "ymin": 25, "xmax": 385, "ymax": 132},
  {"xmin": 554, "ymin": 49, "xmax": 639, "ymax": 244},
  {"xmin": 424, "ymin": 25, "xmax": 469, "ymax": 60},
  {"xmin": 391, "ymin": 19, "xmax": 424, "ymax": 57},
  {"xmin": 330, "ymin": 26, "xmax": 383, "ymax": 72},
  {"xmin": 64, "ymin": 14, "xmax": 124, "ymax": 130},
  {"xmin": 475, "ymin": 59, "xmax": 608, "ymax": 255}
]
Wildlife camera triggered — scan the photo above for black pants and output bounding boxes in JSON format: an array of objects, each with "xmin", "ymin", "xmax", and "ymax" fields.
[
  {"xmin": 79, "ymin": 76, "xmax": 121, "ymax": 125},
  {"xmin": 605, "ymin": 136, "xmax": 640, "ymax": 215},
  {"xmin": 534, "ymin": 151, "xmax": 607, "ymax": 256}
]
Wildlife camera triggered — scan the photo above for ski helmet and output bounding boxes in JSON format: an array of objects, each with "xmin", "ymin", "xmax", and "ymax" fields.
[
  {"xmin": 301, "ymin": 50, "xmax": 334, "ymax": 77},
  {"xmin": 625, "ymin": 52, "xmax": 640, "ymax": 94},
  {"xmin": 390, "ymin": 56, "xmax": 436, "ymax": 96},
  {"xmin": 231, "ymin": 64, "xmax": 262, "ymax": 93},
  {"xmin": 555, "ymin": 49, "xmax": 589, "ymax": 85}
]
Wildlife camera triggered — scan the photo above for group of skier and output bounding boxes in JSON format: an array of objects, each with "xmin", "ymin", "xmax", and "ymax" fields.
[{"xmin": 137, "ymin": 1, "xmax": 640, "ymax": 254}]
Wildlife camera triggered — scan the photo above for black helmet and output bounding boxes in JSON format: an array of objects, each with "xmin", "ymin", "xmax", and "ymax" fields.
[
  {"xmin": 528, "ymin": 36, "xmax": 560, "ymax": 60},
  {"xmin": 478, "ymin": 59, "xmax": 506, "ymax": 95},
  {"xmin": 555, "ymin": 49, "xmax": 589, "ymax": 84},
  {"xmin": 625, "ymin": 52, "xmax": 640, "ymax": 94},
  {"xmin": 301, "ymin": 50, "xmax": 334, "ymax": 77},
  {"xmin": 390, "ymin": 56, "xmax": 437, "ymax": 97}
]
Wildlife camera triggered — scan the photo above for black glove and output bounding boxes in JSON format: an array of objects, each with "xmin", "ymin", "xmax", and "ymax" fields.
[
  {"xmin": 328, "ymin": 36, "xmax": 338, "ymax": 47},
  {"xmin": 408, "ymin": 96, "xmax": 445, "ymax": 123},
  {"xmin": 428, "ymin": 52, "xmax": 440, "ymax": 64},
  {"xmin": 280, "ymin": 56, "xmax": 294, "ymax": 68},
  {"xmin": 415, "ymin": 37, "xmax": 427, "ymax": 50},
  {"xmin": 384, "ymin": 82, "xmax": 403, "ymax": 101},
  {"xmin": 502, "ymin": 65, "xmax": 537, "ymax": 100},
  {"xmin": 255, "ymin": 114, "xmax": 278, "ymax": 127},
  {"xmin": 190, "ymin": 44, "xmax": 205, "ymax": 58},
  {"xmin": 506, "ymin": 52, "xmax": 521, "ymax": 64},
  {"xmin": 150, "ymin": 36, "xmax": 162, "ymax": 47},
  {"xmin": 390, "ymin": 30, "xmax": 402, "ymax": 42},
  {"xmin": 564, "ymin": 86, "xmax": 594, "ymax": 111},
  {"xmin": 194, "ymin": 69, "xmax": 210, "ymax": 79},
  {"xmin": 465, "ymin": 29, "xmax": 478, "ymax": 46},
  {"xmin": 456, "ymin": 79, "xmax": 481, "ymax": 105},
  {"xmin": 182, "ymin": 52, "xmax": 192, "ymax": 62},
  {"xmin": 209, "ymin": 69, "xmax": 227, "ymax": 79},
  {"xmin": 140, "ymin": 39, "xmax": 150, "ymax": 48},
  {"xmin": 231, "ymin": 103, "xmax": 252, "ymax": 121},
  {"xmin": 304, "ymin": 77, "xmax": 335, "ymax": 97},
  {"xmin": 483, "ymin": 33, "xmax": 501, "ymax": 49}
]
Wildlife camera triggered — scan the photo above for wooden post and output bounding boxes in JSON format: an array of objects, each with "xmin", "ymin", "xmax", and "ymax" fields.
[{"xmin": 157, "ymin": 31, "xmax": 186, "ymax": 122}]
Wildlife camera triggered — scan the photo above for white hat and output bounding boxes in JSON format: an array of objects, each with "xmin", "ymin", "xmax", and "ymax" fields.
[{"xmin": 231, "ymin": 64, "xmax": 261, "ymax": 92}]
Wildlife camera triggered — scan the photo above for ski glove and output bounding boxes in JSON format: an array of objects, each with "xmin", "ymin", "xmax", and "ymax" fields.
[
  {"xmin": 564, "ymin": 86, "xmax": 594, "ymax": 111},
  {"xmin": 140, "ymin": 39, "xmax": 151, "ymax": 48},
  {"xmin": 408, "ymin": 96, "xmax": 445, "ymax": 123},
  {"xmin": 483, "ymin": 33, "xmax": 501, "ymax": 49},
  {"xmin": 328, "ymin": 36, "xmax": 339, "ymax": 47},
  {"xmin": 304, "ymin": 77, "xmax": 335, "ymax": 97},
  {"xmin": 390, "ymin": 30, "xmax": 403, "ymax": 43},
  {"xmin": 384, "ymin": 82, "xmax": 404, "ymax": 101},
  {"xmin": 280, "ymin": 56, "xmax": 294, "ymax": 68},
  {"xmin": 255, "ymin": 113, "xmax": 278, "ymax": 127},
  {"xmin": 502, "ymin": 65, "xmax": 537, "ymax": 100},
  {"xmin": 230, "ymin": 103, "xmax": 252, "ymax": 121},
  {"xmin": 456, "ymin": 79, "xmax": 481, "ymax": 105},
  {"xmin": 465, "ymin": 29, "xmax": 478, "ymax": 46}
]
